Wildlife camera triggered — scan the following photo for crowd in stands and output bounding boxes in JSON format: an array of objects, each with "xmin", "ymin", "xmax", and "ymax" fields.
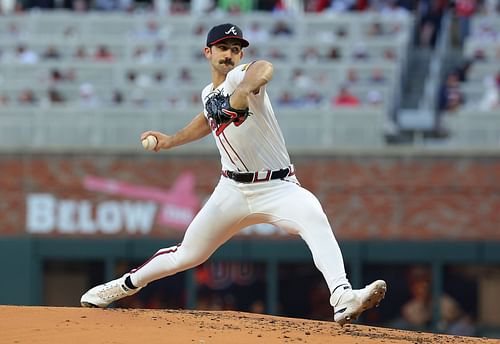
[
  {"xmin": 1, "ymin": 0, "xmax": 498, "ymax": 147},
  {"xmin": 1, "ymin": 0, "xmax": 432, "ymax": 16},
  {"xmin": 0, "ymin": 7, "xmax": 409, "ymax": 112},
  {"xmin": 437, "ymin": 0, "xmax": 500, "ymax": 118}
]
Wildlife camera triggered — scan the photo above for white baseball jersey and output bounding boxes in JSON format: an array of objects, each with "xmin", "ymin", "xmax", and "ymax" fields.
[
  {"xmin": 128, "ymin": 61, "xmax": 352, "ymax": 307},
  {"xmin": 201, "ymin": 63, "xmax": 291, "ymax": 172}
]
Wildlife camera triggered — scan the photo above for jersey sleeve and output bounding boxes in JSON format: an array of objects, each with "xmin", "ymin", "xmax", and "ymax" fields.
[
  {"xmin": 226, "ymin": 62, "xmax": 267, "ymax": 99},
  {"xmin": 225, "ymin": 64, "xmax": 247, "ymax": 91}
]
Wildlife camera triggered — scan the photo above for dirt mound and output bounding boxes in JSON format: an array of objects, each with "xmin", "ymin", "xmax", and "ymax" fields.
[{"xmin": 0, "ymin": 305, "xmax": 496, "ymax": 344}]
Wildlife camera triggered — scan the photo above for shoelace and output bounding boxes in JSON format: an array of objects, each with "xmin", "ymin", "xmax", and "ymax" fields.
[{"xmin": 97, "ymin": 282, "xmax": 128, "ymax": 300}]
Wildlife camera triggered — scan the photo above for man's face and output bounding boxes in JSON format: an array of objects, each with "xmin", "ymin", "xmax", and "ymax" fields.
[{"xmin": 205, "ymin": 39, "xmax": 244, "ymax": 75}]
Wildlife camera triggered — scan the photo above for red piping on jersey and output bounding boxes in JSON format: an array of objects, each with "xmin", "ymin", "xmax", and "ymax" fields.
[
  {"xmin": 218, "ymin": 135, "xmax": 239, "ymax": 169},
  {"xmin": 222, "ymin": 131, "xmax": 249, "ymax": 171},
  {"xmin": 130, "ymin": 244, "xmax": 181, "ymax": 273}
]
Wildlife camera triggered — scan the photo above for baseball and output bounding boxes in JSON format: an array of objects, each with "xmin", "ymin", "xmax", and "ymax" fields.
[{"xmin": 142, "ymin": 135, "xmax": 157, "ymax": 151}]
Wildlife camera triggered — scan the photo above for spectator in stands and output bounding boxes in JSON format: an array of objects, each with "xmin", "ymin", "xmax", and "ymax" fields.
[
  {"xmin": 454, "ymin": 0, "xmax": 478, "ymax": 47},
  {"xmin": 368, "ymin": 21, "xmax": 384, "ymax": 36},
  {"xmin": 291, "ymin": 68, "xmax": 313, "ymax": 89},
  {"xmin": 154, "ymin": 71, "xmax": 167, "ymax": 85},
  {"xmin": 391, "ymin": 266, "xmax": 432, "ymax": 331},
  {"xmin": 438, "ymin": 71, "xmax": 465, "ymax": 113},
  {"xmin": 352, "ymin": 42, "xmax": 369, "ymax": 60},
  {"xmin": 152, "ymin": 42, "xmax": 169, "ymax": 61},
  {"xmin": 165, "ymin": 94, "xmax": 185, "ymax": 109},
  {"xmin": 254, "ymin": 0, "xmax": 278, "ymax": 11},
  {"xmin": 473, "ymin": 22, "xmax": 497, "ymax": 42},
  {"xmin": 418, "ymin": 0, "xmax": 445, "ymax": 48},
  {"xmin": 270, "ymin": 21, "xmax": 293, "ymax": 36},
  {"xmin": 383, "ymin": 48, "xmax": 397, "ymax": 60},
  {"xmin": 111, "ymin": 90, "xmax": 125, "ymax": 106},
  {"xmin": 479, "ymin": 75, "xmax": 500, "ymax": 111},
  {"xmin": 134, "ymin": 19, "xmax": 162, "ymax": 38},
  {"xmin": 249, "ymin": 299, "xmax": 265, "ymax": 314},
  {"xmin": 472, "ymin": 48, "xmax": 487, "ymax": 61},
  {"xmin": 132, "ymin": 46, "xmax": 152, "ymax": 64},
  {"xmin": 380, "ymin": 0, "xmax": 410, "ymax": 18},
  {"xmin": 94, "ymin": 45, "xmax": 114, "ymax": 62},
  {"xmin": 370, "ymin": 68, "xmax": 387, "ymax": 83},
  {"xmin": 366, "ymin": 90, "xmax": 383, "ymax": 106},
  {"xmin": 17, "ymin": 89, "xmax": 37, "ymax": 105},
  {"xmin": 332, "ymin": 85, "xmax": 360, "ymax": 106},
  {"xmin": 304, "ymin": 0, "xmax": 330, "ymax": 12},
  {"xmin": 267, "ymin": 47, "xmax": 287, "ymax": 61},
  {"xmin": 454, "ymin": 59, "xmax": 473, "ymax": 82},
  {"xmin": 439, "ymin": 294, "xmax": 476, "ymax": 336},
  {"xmin": 50, "ymin": 69, "xmax": 65, "ymax": 84},
  {"xmin": 48, "ymin": 88, "xmax": 66, "ymax": 105},
  {"xmin": 218, "ymin": 0, "xmax": 253, "ymax": 12},
  {"xmin": 42, "ymin": 45, "xmax": 62, "ymax": 60},
  {"xmin": 15, "ymin": 44, "xmax": 39, "ymax": 64},
  {"xmin": 126, "ymin": 70, "xmax": 137, "ymax": 84},
  {"xmin": 277, "ymin": 90, "xmax": 298, "ymax": 107},
  {"xmin": 178, "ymin": 67, "xmax": 193, "ymax": 83},
  {"xmin": 72, "ymin": 0, "xmax": 90, "ymax": 11},
  {"xmin": 302, "ymin": 47, "xmax": 321, "ymax": 63},
  {"xmin": 302, "ymin": 90, "xmax": 324, "ymax": 107},
  {"xmin": 326, "ymin": 47, "xmax": 341, "ymax": 60},
  {"xmin": 345, "ymin": 68, "xmax": 359, "ymax": 85},
  {"xmin": 79, "ymin": 83, "xmax": 99, "ymax": 107}
]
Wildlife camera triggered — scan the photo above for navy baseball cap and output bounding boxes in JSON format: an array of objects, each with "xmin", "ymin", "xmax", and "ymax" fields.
[{"xmin": 206, "ymin": 23, "xmax": 249, "ymax": 48}]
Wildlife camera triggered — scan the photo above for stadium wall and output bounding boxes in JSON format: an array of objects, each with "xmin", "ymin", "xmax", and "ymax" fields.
[{"xmin": 1, "ymin": 152, "xmax": 499, "ymax": 240}]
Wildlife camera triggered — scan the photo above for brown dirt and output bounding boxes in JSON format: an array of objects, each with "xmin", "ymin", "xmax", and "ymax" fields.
[{"xmin": 0, "ymin": 306, "xmax": 498, "ymax": 344}]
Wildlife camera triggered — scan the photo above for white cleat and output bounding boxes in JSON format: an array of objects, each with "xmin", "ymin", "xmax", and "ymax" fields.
[
  {"xmin": 80, "ymin": 273, "xmax": 141, "ymax": 308},
  {"xmin": 333, "ymin": 280, "xmax": 387, "ymax": 326}
]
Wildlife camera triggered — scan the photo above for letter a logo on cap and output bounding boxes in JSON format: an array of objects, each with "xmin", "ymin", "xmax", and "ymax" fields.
[{"xmin": 225, "ymin": 26, "xmax": 238, "ymax": 35}]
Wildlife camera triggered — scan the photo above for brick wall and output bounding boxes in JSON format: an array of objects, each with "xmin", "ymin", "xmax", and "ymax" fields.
[{"xmin": 1, "ymin": 153, "xmax": 499, "ymax": 240}]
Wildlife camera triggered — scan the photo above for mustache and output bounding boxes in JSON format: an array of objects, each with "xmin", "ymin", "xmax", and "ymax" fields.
[{"xmin": 219, "ymin": 58, "xmax": 234, "ymax": 66}]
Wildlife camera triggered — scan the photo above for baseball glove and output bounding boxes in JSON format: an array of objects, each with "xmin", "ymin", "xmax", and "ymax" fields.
[{"xmin": 205, "ymin": 91, "xmax": 250, "ymax": 135}]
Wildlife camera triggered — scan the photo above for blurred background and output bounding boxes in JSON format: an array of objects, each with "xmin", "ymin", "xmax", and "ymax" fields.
[{"xmin": 1, "ymin": 0, "xmax": 500, "ymax": 339}]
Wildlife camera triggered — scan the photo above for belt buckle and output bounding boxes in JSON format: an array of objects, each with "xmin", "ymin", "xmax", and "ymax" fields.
[{"xmin": 253, "ymin": 170, "xmax": 271, "ymax": 182}]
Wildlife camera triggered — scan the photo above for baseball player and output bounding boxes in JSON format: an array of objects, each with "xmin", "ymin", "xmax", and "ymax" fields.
[{"xmin": 80, "ymin": 23, "xmax": 387, "ymax": 325}]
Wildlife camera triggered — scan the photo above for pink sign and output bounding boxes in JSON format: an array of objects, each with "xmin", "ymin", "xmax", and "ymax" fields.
[{"xmin": 83, "ymin": 172, "xmax": 200, "ymax": 230}]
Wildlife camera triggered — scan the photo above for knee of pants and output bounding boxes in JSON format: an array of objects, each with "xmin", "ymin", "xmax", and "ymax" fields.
[{"xmin": 175, "ymin": 247, "xmax": 211, "ymax": 271}]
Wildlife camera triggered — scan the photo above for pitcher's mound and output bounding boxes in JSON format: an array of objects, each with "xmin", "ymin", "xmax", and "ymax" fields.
[{"xmin": 0, "ymin": 305, "xmax": 496, "ymax": 344}]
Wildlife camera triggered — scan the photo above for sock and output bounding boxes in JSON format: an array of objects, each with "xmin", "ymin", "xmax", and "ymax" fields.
[
  {"xmin": 330, "ymin": 284, "xmax": 351, "ymax": 306},
  {"xmin": 124, "ymin": 275, "xmax": 138, "ymax": 289}
]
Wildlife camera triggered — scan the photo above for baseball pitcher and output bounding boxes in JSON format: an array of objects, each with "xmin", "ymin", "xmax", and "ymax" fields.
[{"xmin": 80, "ymin": 23, "xmax": 387, "ymax": 326}]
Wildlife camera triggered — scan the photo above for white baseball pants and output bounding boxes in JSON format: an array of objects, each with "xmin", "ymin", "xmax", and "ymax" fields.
[{"xmin": 129, "ymin": 176, "xmax": 350, "ymax": 295}]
